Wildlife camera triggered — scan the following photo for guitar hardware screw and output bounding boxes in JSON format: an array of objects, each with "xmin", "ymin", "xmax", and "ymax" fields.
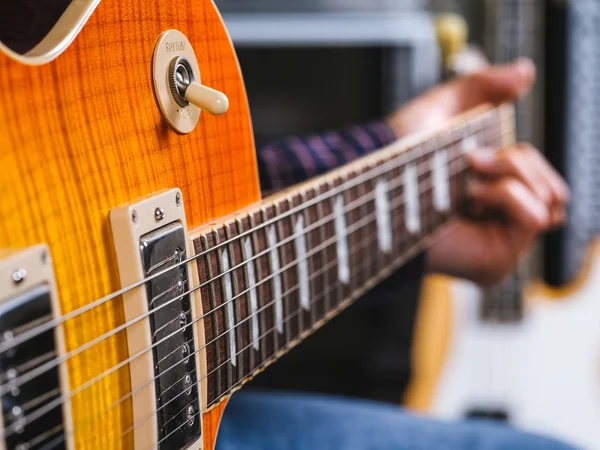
[
  {"xmin": 179, "ymin": 312, "xmax": 187, "ymax": 327},
  {"xmin": 175, "ymin": 192, "xmax": 181, "ymax": 207},
  {"xmin": 40, "ymin": 250, "xmax": 49, "ymax": 265},
  {"xmin": 182, "ymin": 343, "xmax": 190, "ymax": 362},
  {"xmin": 11, "ymin": 269, "xmax": 27, "ymax": 285},
  {"xmin": 184, "ymin": 373, "xmax": 193, "ymax": 395},
  {"xmin": 154, "ymin": 207, "xmax": 165, "ymax": 222},
  {"xmin": 131, "ymin": 210, "xmax": 138, "ymax": 224},
  {"xmin": 186, "ymin": 405, "xmax": 195, "ymax": 426}
]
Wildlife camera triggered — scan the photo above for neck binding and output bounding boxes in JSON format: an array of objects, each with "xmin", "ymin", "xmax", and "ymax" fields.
[{"xmin": 192, "ymin": 103, "xmax": 515, "ymax": 408}]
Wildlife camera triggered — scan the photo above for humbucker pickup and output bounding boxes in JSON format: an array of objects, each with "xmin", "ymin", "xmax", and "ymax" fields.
[
  {"xmin": 110, "ymin": 189, "xmax": 204, "ymax": 450},
  {"xmin": 0, "ymin": 246, "xmax": 71, "ymax": 450}
]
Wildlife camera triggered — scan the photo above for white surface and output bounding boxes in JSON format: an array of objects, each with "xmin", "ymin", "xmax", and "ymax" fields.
[
  {"xmin": 432, "ymin": 150, "xmax": 450, "ymax": 212},
  {"xmin": 267, "ymin": 225, "xmax": 284, "ymax": 334},
  {"xmin": 243, "ymin": 238, "xmax": 260, "ymax": 351},
  {"xmin": 334, "ymin": 195, "xmax": 350, "ymax": 284},
  {"xmin": 294, "ymin": 215, "xmax": 311, "ymax": 311},
  {"xmin": 431, "ymin": 260, "xmax": 600, "ymax": 450},
  {"xmin": 404, "ymin": 163, "xmax": 421, "ymax": 233},
  {"xmin": 375, "ymin": 178, "xmax": 393, "ymax": 254},
  {"xmin": 221, "ymin": 249, "xmax": 237, "ymax": 366}
]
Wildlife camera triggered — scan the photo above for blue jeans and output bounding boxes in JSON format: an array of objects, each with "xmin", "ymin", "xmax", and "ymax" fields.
[{"xmin": 216, "ymin": 390, "xmax": 578, "ymax": 450}]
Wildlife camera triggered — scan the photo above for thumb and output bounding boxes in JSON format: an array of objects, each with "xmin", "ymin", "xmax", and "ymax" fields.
[
  {"xmin": 463, "ymin": 58, "xmax": 535, "ymax": 103},
  {"xmin": 429, "ymin": 58, "xmax": 536, "ymax": 115}
]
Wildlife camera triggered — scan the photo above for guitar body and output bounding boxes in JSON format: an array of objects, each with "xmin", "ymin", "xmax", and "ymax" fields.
[
  {"xmin": 0, "ymin": 0, "xmax": 257, "ymax": 447},
  {"xmin": 0, "ymin": 0, "xmax": 517, "ymax": 447},
  {"xmin": 406, "ymin": 241, "xmax": 600, "ymax": 450}
]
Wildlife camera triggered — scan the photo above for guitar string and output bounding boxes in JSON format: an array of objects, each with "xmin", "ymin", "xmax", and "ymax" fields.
[
  {"xmin": 3, "ymin": 124, "xmax": 506, "ymax": 441},
  {"xmin": 153, "ymin": 233, "xmax": 429, "ymax": 450},
  {"xmin": 4, "ymin": 119, "xmax": 506, "ymax": 443},
  {"xmin": 0, "ymin": 127, "xmax": 491, "ymax": 398},
  {"xmin": 0, "ymin": 109, "xmax": 502, "ymax": 357},
  {"xmin": 5, "ymin": 151, "xmax": 467, "ymax": 443},
  {"xmin": 42, "ymin": 220, "xmax": 412, "ymax": 449}
]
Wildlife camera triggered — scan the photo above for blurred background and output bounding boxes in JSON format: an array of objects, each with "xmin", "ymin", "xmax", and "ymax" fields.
[{"xmin": 214, "ymin": 0, "xmax": 600, "ymax": 449}]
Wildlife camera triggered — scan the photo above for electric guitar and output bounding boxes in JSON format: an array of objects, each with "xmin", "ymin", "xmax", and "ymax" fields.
[
  {"xmin": 0, "ymin": 1, "xmax": 516, "ymax": 449},
  {"xmin": 404, "ymin": 241, "xmax": 600, "ymax": 450}
]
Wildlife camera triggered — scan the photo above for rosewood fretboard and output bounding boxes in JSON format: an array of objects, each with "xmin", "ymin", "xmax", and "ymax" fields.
[{"xmin": 193, "ymin": 103, "xmax": 514, "ymax": 407}]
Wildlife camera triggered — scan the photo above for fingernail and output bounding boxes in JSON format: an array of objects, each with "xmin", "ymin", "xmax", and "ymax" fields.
[
  {"xmin": 470, "ymin": 148, "xmax": 496, "ymax": 165},
  {"xmin": 514, "ymin": 57, "xmax": 535, "ymax": 79}
]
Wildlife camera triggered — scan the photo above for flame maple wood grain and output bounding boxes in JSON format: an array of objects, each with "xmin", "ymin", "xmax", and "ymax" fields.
[{"xmin": 0, "ymin": 0, "xmax": 258, "ymax": 447}]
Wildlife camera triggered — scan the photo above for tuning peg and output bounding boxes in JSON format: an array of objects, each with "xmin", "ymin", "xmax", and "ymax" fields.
[{"xmin": 435, "ymin": 13, "xmax": 468, "ymax": 69}]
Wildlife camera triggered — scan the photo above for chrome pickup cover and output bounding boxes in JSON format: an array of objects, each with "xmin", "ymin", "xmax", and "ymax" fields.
[
  {"xmin": 0, "ymin": 246, "xmax": 70, "ymax": 450},
  {"xmin": 140, "ymin": 223, "xmax": 201, "ymax": 449}
]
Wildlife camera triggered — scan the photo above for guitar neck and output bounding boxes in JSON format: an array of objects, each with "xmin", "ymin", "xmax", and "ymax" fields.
[{"xmin": 192, "ymin": 103, "xmax": 515, "ymax": 408}]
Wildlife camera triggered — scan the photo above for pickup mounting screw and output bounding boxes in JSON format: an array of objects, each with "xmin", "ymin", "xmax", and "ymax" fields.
[
  {"xmin": 12, "ymin": 269, "xmax": 27, "ymax": 285},
  {"xmin": 187, "ymin": 405, "xmax": 195, "ymax": 426},
  {"xmin": 175, "ymin": 192, "xmax": 181, "ymax": 207},
  {"xmin": 131, "ymin": 210, "xmax": 138, "ymax": 224},
  {"xmin": 154, "ymin": 207, "xmax": 165, "ymax": 222}
]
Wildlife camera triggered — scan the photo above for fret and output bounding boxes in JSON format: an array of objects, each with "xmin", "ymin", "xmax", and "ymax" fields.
[
  {"xmin": 422, "ymin": 139, "xmax": 444, "ymax": 235},
  {"xmin": 232, "ymin": 217, "xmax": 254, "ymax": 374},
  {"xmin": 291, "ymin": 193, "xmax": 313, "ymax": 333},
  {"xmin": 365, "ymin": 161, "xmax": 385, "ymax": 277},
  {"xmin": 193, "ymin": 234, "xmax": 221, "ymax": 405},
  {"xmin": 333, "ymin": 182, "xmax": 350, "ymax": 301},
  {"xmin": 307, "ymin": 186, "xmax": 327, "ymax": 322},
  {"xmin": 321, "ymin": 181, "xmax": 339, "ymax": 312},
  {"xmin": 218, "ymin": 235, "xmax": 237, "ymax": 370},
  {"xmin": 404, "ymin": 161, "xmax": 421, "ymax": 235},
  {"xmin": 390, "ymin": 155, "xmax": 407, "ymax": 259},
  {"xmin": 264, "ymin": 205, "xmax": 285, "ymax": 347},
  {"xmin": 274, "ymin": 199, "xmax": 300, "ymax": 342},
  {"xmin": 189, "ymin": 104, "xmax": 514, "ymax": 405},
  {"xmin": 212, "ymin": 229, "xmax": 234, "ymax": 394},
  {"xmin": 244, "ymin": 213, "xmax": 265, "ymax": 364},
  {"xmin": 345, "ymin": 170, "xmax": 363, "ymax": 293},
  {"xmin": 432, "ymin": 146, "xmax": 451, "ymax": 213},
  {"xmin": 223, "ymin": 222, "xmax": 248, "ymax": 379},
  {"xmin": 375, "ymin": 174, "xmax": 393, "ymax": 254},
  {"xmin": 249, "ymin": 210, "xmax": 274, "ymax": 360}
]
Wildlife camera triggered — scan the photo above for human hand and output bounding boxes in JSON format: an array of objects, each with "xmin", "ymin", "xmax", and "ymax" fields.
[{"xmin": 386, "ymin": 58, "xmax": 569, "ymax": 286}]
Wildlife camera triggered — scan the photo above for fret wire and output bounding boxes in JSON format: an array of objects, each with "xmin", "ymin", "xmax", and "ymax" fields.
[
  {"xmin": 0, "ymin": 110, "xmax": 506, "ymax": 361},
  {"xmin": 217, "ymin": 228, "xmax": 236, "ymax": 391},
  {"xmin": 20, "ymin": 147, "xmax": 473, "ymax": 444},
  {"xmin": 77, "ymin": 225, "xmax": 387, "ymax": 448},
  {"xmin": 300, "ymin": 189, "xmax": 318, "ymax": 328},
  {"xmin": 0, "ymin": 134, "xmax": 486, "ymax": 404},
  {"xmin": 274, "ymin": 201, "xmax": 293, "ymax": 344},
  {"xmin": 206, "ymin": 233, "xmax": 224, "ymax": 402},
  {"xmin": 314, "ymin": 184, "xmax": 330, "ymax": 320},
  {"xmin": 235, "ymin": 217, "xmax": 256, "ymax": 372},
  {"xmin": 133, "ymin": 212, "xmax": 448, "ymax": 450},
  {"xmin": 224, "ymin": 224, "xmax": 245, "ymax": 382},
  {"xmin": 1, "ymin": 120, "xmax": 506, "ymax": 440},
  {"xmin": 248, "ymin": 212, "xmax": 268, "ymax": 364}
]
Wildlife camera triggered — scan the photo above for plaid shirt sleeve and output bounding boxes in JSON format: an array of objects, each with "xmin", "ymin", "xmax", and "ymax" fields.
[{"xmin": 256, "ymin": 120, "xmax": 398, "ymax": 194}]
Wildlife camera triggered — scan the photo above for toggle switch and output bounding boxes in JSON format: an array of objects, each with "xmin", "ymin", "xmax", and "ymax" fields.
[
  {"xmin": 168, "ymin": 56, "xmax": 229, "ymax": 116},
  {"xmin": 152, "ymin": 29, "xmax": 228, "ymax": 134}
]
